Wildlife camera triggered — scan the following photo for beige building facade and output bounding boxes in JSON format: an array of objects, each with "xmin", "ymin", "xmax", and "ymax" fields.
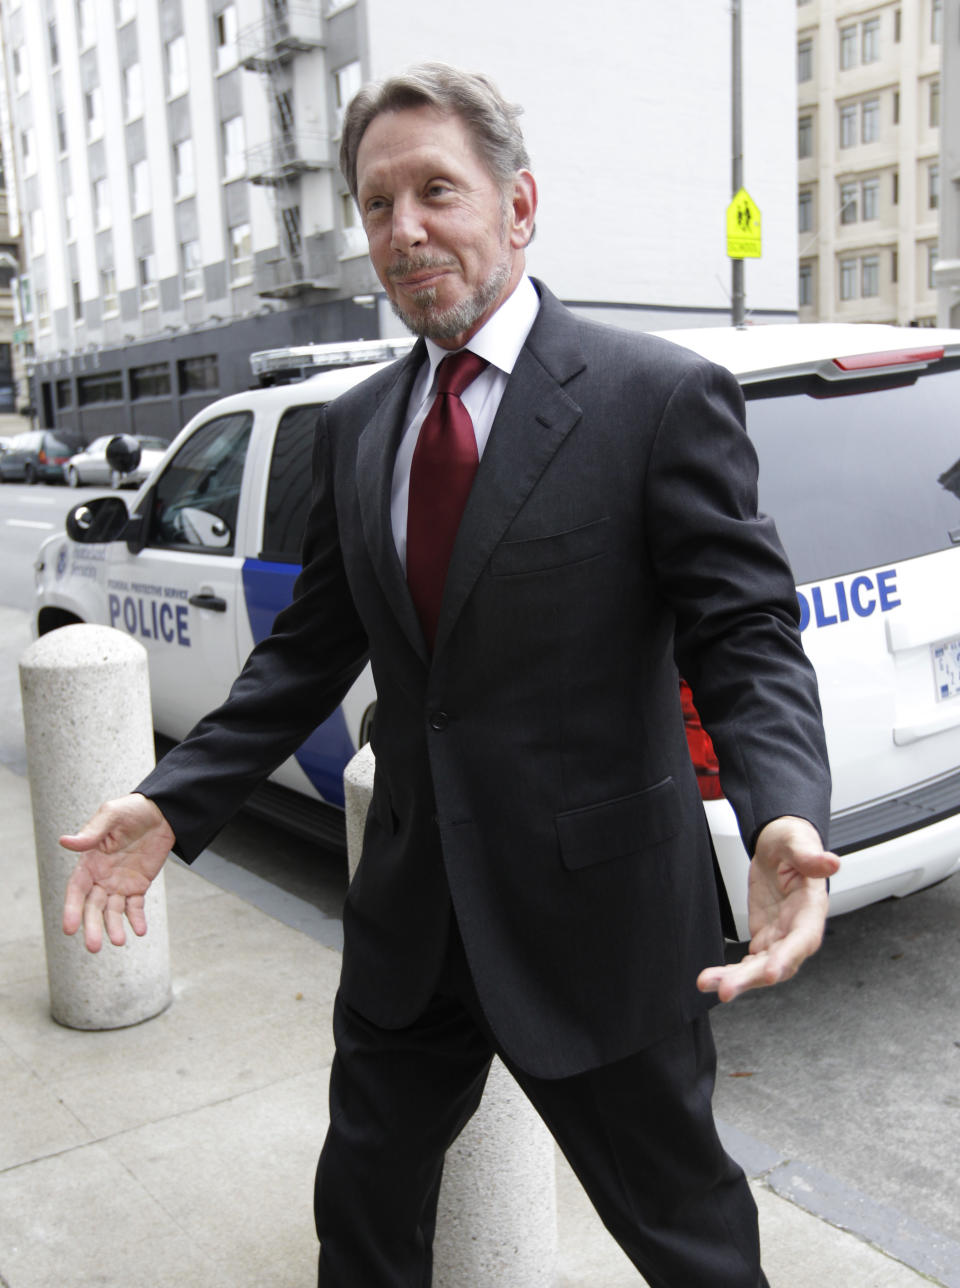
[
  {"xmin": 935, "ymin": 0, "xmax": 960, "ymax": 323},
  {"xmin": 797, "ymin": 0, "xmax": 943, "ymax": 324}
]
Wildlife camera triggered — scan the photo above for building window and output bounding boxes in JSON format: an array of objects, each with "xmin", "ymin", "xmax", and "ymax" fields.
[
  {"xmin": 123, "ymin": 63, "xmax": 143, "ymax": 121},
  {"xmin": 892, "ymin": 170, "xmax": 899, "ymax": 204},
  {"xmin": 56, "ymin": 110, "xmax": 68, "ymax": 154},
  {"xmin": 334, "ymin": 60, "xmax": 363, "ymax": 134},
  {"xmin": 48, "ymin": 21, "xmax": 60, "ymax": 68},
  {"xmin": 13, "ymin": 45, "xmax": 28, "ymax": 95},
  {"xmin": 840, "ymin": 103, "xmax": 857, "ymax": 148},
  {"xmin": 56, "ymin": 379, "xmax": 73, "ymax": 409},
  {"xmin": 177, "ymin": 355, "xmax": 219, "ymax": 394},
  {"xmin": 84, "ymin": 86, "xmax": 103, "ymax": 142},
  {"xmin": 840, "ymin": 25, "xmax": 857, "ymax": 69},
  {"xmin": 78, "ymin": 372, "xmax": 123, "ymax": 405},
  {"xmin": 36, "ymin": 290, "xmax": 51, "ymax": 332},
  {"xmin": 840, "ymin": 181, "xmax": 858, "ymax": 223},
  {"xmin": 862, "ymin": 255, "xmax": 879, "ymax": 297},
  {"xmin": 893, "ymin": 89, "xmax": 900, "ymax": 125},
  {"xmin": 131, "ymin": 363, "xmax": 171, "ymax": 399},
  {"xmin": 215, "ymin": 5, "xmax": 238, "ymax": 73},
  {"xmin": 340, "ymin": 192, "xmax": 366, "ymax": 255},
  {"xmin": 840, "ymin": 258, "xmax": 858, "ymax": 300},
  {"xmin": 928, "ymin": 243, "xmax": 939, "ymax": 290},
  {"xmin": 894, "ymin": 7, "xmax": 901, "ymax": 40},
  {"xmin": 181, "ymin": 240, "xmax": 202, "ymax": 294},
  {"xmin": 30, "ymin": 210, "xmax": 45, "ymax": 258},
  {"xmin": 76, "ymin": 0, "xmax": 96, "ymax": 47},
  {"xmin": 798, "ymin": 114, "xmax": 813, "ymax": 158},
  {"xmin": 173, "ymin": 139, "xmax": 195, "ymax": 200},
  {"xmin": 862, "ymin": 177, "xmax": 879, "ymax": 220},
  {"xmin": 862, "ymin": 17, "xmax": 880, "ymax": 62},
  {"xmin": 799, "ymin": 262, "xmax": 814, "ymax": 308},
  {"xmin": 798, "ymin": 189, "xmax": 813, "ymax": 233},
  {"xmin": 891, "ymin": 249, "xmax": 898, "ymax": 283},
  {"xmin": 21, "ymin": 128, "xmax": 36, "ymax": 176},
  {"xmin": 93, "ymin": 178, "xmax": 111, "ymax": 230},
  {"xmin": 138, "ymin": 254, "xmax": 158, "ymax": 308},
  {"xmin": 116, "ymin": 0, "xmax": 136, "ymax": 24},
  {"xmin": 72, "ymin": 279, "xmax": 83, "ymax": 322},
  {"xmin": 166, "ymin": 35, "xmax": 188, "ymax": 99},
  {"xmin": 131, "ymin": 159, "xmax": 151, "ymax": 216},
  {"xmin": 929, "ymin": 163, "xmax": 940, "ymax": 209},
  {"xmin": 931, "ymin": 0, "xmax": 943, "ymax": 43},
  {"xmin": 929, "ymin": 81, "xmax": 940, "ymax": 128},
  {"xmin": 222, "ymin": 116, "xmax": 245, "ymax": 181},
  {"xmin": 101, "ymin": 269, "xmax": 118, "ymax": 316},
  {"xmin": 228, "ymin": 222, "xmax": 252, "ymax": 282},
  {"xmin": 862, "ymin": 97, "xmax": 880, "ymax": 143},
  {"xmin": 797, "ymin": 38, "xmax": 813, "ymax": 82}
]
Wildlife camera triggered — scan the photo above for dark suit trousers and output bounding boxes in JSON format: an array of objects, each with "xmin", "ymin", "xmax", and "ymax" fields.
[{"xmin": 315, "ymin": 924, "xmax": 768, "ymax": 1288}]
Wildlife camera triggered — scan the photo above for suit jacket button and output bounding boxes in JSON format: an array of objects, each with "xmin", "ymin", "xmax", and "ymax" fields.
[{"xmin": 429, "ymin": 711, "xmax": 449, "ymax": 731}]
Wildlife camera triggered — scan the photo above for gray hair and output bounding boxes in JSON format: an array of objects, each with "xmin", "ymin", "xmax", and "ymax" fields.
[{"xmin": 340, "ymin": 62, "xmax": 530, "ymax": 200}]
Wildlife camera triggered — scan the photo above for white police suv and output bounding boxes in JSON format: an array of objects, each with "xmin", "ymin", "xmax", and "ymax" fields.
[{"xmin": 34, "ymin": 325, "xmax": 960, "ymax": 936}]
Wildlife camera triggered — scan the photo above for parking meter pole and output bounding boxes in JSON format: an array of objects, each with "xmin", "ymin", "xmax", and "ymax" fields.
[
  {"xmin": 19, "ymin": 624, "xmax": 171, "ymax": 1030},
  {"xmin": 344, "ymin": 746, "xmax": 558, "ymax": 1288}
]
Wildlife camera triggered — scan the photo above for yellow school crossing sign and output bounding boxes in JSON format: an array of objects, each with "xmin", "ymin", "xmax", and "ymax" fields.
[{"xmin": 726, "ymin": 187, "xmax": 762, "ymax": 259}]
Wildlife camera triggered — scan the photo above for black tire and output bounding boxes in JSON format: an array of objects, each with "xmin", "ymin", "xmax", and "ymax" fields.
[{"xmin": 24, "ymin": 463, "xmax": 37, "ymax": 485}]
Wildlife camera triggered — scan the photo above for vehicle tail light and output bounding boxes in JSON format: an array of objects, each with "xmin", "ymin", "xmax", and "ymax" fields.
[
  {"xmin": 38, "ymin": 449, "xmax": 47, "ymax": 464},
  {"xmin": 679, "ymin": 679, "xmax": 724, "ymax": 800},
  {"xmin": 832, "ymin": 346, "xmax": 943, "ymax": 371}
]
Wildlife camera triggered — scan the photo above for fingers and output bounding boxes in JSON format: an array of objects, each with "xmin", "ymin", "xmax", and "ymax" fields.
[{"xmin": 62, "ymin": 864, "xmax": 93, "ymax": 937}]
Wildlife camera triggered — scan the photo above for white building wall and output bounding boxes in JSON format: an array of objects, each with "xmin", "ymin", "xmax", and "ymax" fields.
[{"xmin": 364, "ymin": 0, "xmax": 798, "ymax": 327}]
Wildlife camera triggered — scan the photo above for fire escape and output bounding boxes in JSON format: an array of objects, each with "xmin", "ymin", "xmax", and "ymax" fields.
[{"xmin": 239, "ymin": 3, "xmax": 336, "ymax": 298}]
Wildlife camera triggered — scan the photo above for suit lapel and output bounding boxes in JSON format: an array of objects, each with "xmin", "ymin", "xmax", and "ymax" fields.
[
  {"xmin": 433, "ymin": 287, "xmax": 586, "ymax": 657},
  {"xmin": 356, "ymin": 342, "xmax": 430, "ymax": 662}
]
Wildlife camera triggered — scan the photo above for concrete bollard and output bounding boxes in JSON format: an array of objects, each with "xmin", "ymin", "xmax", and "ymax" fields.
[
  {"xmin": 19, "ymin": 624, "xmax": 171, "ymax": 1030},
  {"xmin": 343, "ymin": 745, "xmax": 558, "ymax": 1288}
]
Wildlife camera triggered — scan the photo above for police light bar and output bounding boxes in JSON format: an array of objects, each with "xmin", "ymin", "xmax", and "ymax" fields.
[
  {"xmin": 832, "ymin": 346, "xmax": 944, "ymax": 372},
  {"xmin": 250, "ymin": 337, "xmax": 416, "ymax": 384}
]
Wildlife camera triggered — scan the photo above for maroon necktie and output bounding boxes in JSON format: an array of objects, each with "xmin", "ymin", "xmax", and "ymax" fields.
[{"xmin": 406, "ymin": 350, "xmax": 488, "ymax": 648}]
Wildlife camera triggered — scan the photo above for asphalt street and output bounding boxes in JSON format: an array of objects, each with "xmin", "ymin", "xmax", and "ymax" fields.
[{"xmin": 1, "ymin": 463, "xmax": 958, "ymax": 1284}]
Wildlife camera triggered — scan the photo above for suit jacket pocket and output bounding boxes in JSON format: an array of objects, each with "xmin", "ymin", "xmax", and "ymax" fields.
[
  {"xmin": 490, "ymin": 517, "xmax": 609, "ymax": 576},
  {"xmin": 555, "ymin": 778, "xmax": 682, "ymax": 870},
  {"xmin": 369, "ymin": 773, "xmax": 398, "ymax": 836}
]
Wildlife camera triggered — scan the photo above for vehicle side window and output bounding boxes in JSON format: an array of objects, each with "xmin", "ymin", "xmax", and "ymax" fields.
[
  {"xmin": 147, "ymin": 411, "xmax": 253, "ymax": 554},
  {"xmin": 260, "ymin": 403, "xmax": 323, "ymax": 563}
]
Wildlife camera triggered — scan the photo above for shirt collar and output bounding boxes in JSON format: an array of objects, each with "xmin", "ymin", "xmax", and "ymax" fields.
[{"xmin": 422, "ymin": 275, "xmax": 540, "ymax": 385}]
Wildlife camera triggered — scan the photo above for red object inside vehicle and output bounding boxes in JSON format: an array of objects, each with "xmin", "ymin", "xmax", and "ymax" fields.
[{"xmin": 679, "ymin": 679, "xmax": 724, "ymax": 800}]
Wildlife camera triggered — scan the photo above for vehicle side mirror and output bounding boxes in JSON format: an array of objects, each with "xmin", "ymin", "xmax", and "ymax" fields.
[
  {"xmin": 66, "ymin": 496, "xmax": 134, "ymax": 544},
  {"xmin": 106, "ymin": 434, "xmax": 142, "ymax": 475}
]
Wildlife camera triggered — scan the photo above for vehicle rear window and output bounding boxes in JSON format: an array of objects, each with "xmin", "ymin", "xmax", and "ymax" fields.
[
  {"xmin": 744, "ymin": 361, "xmax": 960, "ymax": 584},
  {"xmin": 261, "ymin": 404, "xmax": 324, "ymax": 562}
]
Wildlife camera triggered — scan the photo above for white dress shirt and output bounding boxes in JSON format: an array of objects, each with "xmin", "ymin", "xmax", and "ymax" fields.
[{"xmin": 390, "ymin": 275, "xmax": 541, "ymax": 568}]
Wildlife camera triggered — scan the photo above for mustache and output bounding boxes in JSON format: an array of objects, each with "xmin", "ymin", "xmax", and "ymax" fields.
[{"xmin": 385, "ymin": 255, "xmax": 458, "ymax": 281}]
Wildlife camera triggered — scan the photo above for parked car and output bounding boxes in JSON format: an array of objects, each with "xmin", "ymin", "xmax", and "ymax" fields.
[
  {"xmin": 33, "ymin": 325, "xmax": 960, "ymax": 936},
  {"xmin": 0, "ymin": 429, "xmax": 82, "ymax": 483},
  {"xmin": 66, "ymin": 435, "xmax": 168, "ymax": 489}
]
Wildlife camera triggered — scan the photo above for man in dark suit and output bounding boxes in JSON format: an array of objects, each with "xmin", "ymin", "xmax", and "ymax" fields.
[{"xmin": 62, "ymin": 64, "xmax": 838, "ymax": 1287}]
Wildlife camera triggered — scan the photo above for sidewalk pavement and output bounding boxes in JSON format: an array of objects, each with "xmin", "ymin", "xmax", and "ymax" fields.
[{"xmin": 0, "ymin": 760, "xmax": 942, "ymax": 1288}]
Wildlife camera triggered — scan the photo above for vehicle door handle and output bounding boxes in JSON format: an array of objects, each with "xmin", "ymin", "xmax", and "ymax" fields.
[{"xmin": 188, "ymin": 592, "xmax": 228, "ymax": 613}]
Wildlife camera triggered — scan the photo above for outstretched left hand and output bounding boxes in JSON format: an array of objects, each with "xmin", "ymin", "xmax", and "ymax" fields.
[{"xmin": 697, "ymin": 815, "xmax": 839, "ymax": 1003}]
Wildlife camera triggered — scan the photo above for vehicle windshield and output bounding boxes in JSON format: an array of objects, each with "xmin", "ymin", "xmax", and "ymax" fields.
[{"xmin": 744, "ymin": 361, "xmax": 960, "ymax": 585}]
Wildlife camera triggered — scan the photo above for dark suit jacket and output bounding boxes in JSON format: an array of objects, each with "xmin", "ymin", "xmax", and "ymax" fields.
[{"xmin": 139, "ymin": 281, "xmax": 830, "ymax": 1079}]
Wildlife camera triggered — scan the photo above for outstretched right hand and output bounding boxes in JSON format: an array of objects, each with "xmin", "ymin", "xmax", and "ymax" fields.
[{"xmin": 60, "ymin": 794, "xmax": 175, "ymax": 953}]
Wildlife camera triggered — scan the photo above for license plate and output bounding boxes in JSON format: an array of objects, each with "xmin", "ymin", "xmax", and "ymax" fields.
[{"xmin": 932, "ymin": 636, "xmax": 960, "ymax": 702}]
